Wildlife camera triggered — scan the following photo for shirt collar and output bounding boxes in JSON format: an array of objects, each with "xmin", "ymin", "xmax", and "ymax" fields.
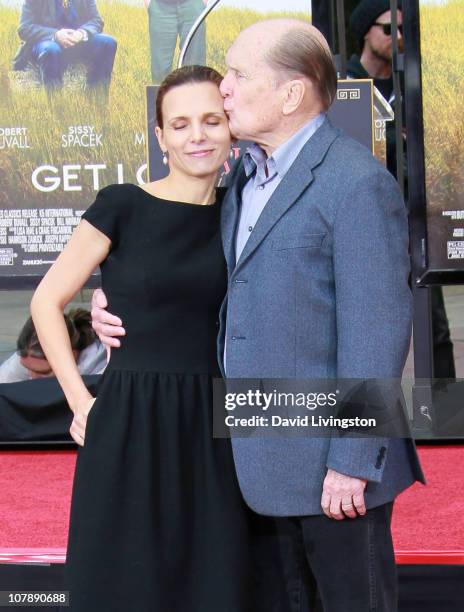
[{"xmin": 243, "ymin": 113, "xmax": 326, "ymax": 181}]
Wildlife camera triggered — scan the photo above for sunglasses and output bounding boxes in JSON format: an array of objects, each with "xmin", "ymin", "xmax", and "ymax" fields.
[{"xmin": 373, "ymin": 22, "xmax": 403, "ymax": 36}]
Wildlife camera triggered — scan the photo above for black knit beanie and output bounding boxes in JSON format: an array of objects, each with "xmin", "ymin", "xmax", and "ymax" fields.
[{"xmin": 349, "ymin": 0, "xmax": 402, "ymax": 49}]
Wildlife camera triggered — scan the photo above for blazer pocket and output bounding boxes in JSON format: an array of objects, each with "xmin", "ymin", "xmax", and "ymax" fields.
[{"xmin": 272, "ymin": 233, "xmax": 326, "ymax": 251}]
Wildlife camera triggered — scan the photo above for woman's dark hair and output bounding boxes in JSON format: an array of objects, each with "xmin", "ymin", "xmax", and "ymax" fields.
[
  {"xmin": 156, "ymin": 65, "xmax": 223, "ymax": 129},
  {"xmin": 17, "ymin": 308, "xmax": 96, "ymax": 359}
]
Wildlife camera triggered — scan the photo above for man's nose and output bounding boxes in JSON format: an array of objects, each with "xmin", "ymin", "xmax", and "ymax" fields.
[{"xmin": 220, "ymin": 74, "xmax": 231, "ymax": 97}]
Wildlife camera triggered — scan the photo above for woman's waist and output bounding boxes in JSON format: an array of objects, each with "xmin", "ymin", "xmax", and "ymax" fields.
[{"xmin": 106, "ymin": 335, "xmax": 220, "ymax": 374}]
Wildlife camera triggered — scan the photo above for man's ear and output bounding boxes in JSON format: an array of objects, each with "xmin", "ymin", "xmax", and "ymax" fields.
[{"xmin": 282, "ymin": 79, "xmax": 306, "ymax": 116}]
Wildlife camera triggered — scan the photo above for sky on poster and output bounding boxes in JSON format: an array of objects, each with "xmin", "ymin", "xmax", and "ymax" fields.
[
  {"xmin": 0, "ymin": 0, "xmax": 452, "ymax": 8},
  {"xmin": 0, "ymin": 0, "xmax": 311, "ymax": 10},
  {"xmin": 214, "ymin": 0, "xmax": 310, "ymax": 10}
]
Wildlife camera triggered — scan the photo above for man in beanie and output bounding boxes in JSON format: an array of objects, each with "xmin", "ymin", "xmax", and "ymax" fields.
[
  {"xmin": 349, "ymin": 0, "xmax": 456, "ymax": 381},
  {"xmin": 348, "ymin": 0, "xmax": 402, "ymax": 110}
]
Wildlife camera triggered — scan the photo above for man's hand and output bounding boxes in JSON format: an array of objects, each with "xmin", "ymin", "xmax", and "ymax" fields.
[
  {"xmin": 54, "ymin": 28, "xmax": 78, "ymax": 48},
  {"xmin": 91, "ymin": 288, "xmax": 125, "ymax": 348},
  {"xmin": 70, "ymin": 396, "xmax": 96, "ymax": 446},
  {"xmin": 321, "ymin": 468, "xmax": 367, "ymax": 520},
  {"xmin": 69, "ymin": 29, "xmax": 85, "ymax": 44}
]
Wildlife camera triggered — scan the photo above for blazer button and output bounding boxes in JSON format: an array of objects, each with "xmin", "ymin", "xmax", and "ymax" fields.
[{"xmin": 375, "ymin": 446, "xmax": 387, "ymax": 469}]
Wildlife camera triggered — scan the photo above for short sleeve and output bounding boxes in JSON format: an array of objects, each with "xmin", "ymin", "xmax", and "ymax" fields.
[{"xmin": 80, "ymin": 184, "xmax": 130, "ymax": 246}]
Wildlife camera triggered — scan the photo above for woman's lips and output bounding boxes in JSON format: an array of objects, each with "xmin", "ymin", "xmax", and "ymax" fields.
[{"xmin": 188, "ymin": 149, "xmax": 215, "ymax": 157}]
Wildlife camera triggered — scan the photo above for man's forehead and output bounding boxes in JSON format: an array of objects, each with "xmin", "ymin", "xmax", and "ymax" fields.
[
  {"xmin": 226, "ymin": 39, "xmax": 248, "ymax": 62},
  {"xmin": 226, "ymin": 39, "xmax": 264, "ymax": 69},
  {"xmin": 377, "ymin": 9, "xmax": 402, "ymax": 22}
]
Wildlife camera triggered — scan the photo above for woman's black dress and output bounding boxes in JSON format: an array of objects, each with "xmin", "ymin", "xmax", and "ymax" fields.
[{"xmin": 64, "ymin": 183, "xmax": 254, "ymax": 611}]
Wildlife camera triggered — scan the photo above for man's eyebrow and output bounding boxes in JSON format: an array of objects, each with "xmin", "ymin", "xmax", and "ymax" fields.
[
  {"xmin": 224, "ymin": 54, "xmax": 240, "ymax": 72},
  {"xmin": 227, "ymin": 63, "xmax": 252, "ymax": 78}
]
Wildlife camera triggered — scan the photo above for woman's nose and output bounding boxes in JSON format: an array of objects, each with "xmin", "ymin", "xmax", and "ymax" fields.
[{"xmin": 191, "ymin": 123, "xmax": 206, "ymax": 142}]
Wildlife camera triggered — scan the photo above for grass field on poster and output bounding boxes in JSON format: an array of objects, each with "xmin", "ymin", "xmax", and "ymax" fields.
[{"xmin": 420, "ymin": 0, "xmax": 464, "ymax": 213}]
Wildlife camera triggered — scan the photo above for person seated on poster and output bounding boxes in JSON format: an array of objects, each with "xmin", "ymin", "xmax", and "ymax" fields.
[
  {"xmin": 144, "ymin": 0, "xmax": 208, "ymax": 84},
  {"xmin": 12, "ymin": 0, "xmax": 117, "ymax": 90},
  {"xmin": 348, "ymin": 0, "xmax": 456, "ymax": 380},
  {"xmin": 0, "ymin": 308, "xmax": 107, "ymax": 383}
]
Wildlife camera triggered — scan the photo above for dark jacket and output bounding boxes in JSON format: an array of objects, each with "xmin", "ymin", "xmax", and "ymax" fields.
[
  {"xmin": 347, "ymin": 53, "xmax": 406, "ymax": 185},
  {"xmin": 13, "ymin": 0, "xmax": 103, "ymax": 70}
]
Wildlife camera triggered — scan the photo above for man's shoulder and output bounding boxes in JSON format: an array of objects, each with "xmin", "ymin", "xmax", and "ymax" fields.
[
  {"xmin": 327, "ymin": 128, "xmax": 391, "ymax": 181},
  {"xmin": 346, "ymin": 54, "xmax": 368, "ymax": 79},
  {"xmin": 222, "ymin": 157, "xmax": 246, "ymax": 190},
  {"xmin": 293, "ymin": 117, "xmax": 379, "ymax": 176},
  {"xmin": 304, "ymin": 124, "xmax": 401, "ymax": 211}
]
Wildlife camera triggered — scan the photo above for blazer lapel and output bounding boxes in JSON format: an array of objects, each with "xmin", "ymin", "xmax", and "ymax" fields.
[
  {"xmin": 232, "ymin": 119, "xmax": 340, "ymax": 275},
  {"xmin": 221, "ymin": 162, "xmax": 248, "ymax": 272}
]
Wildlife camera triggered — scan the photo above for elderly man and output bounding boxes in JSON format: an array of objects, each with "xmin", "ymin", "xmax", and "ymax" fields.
[
  {"xmin": 12, "ymin": 0, "xmax": 117, "ymax": 90},
  {"xmin": 91, "ymin": 19, "xmax": 424, "ymax": 611}
]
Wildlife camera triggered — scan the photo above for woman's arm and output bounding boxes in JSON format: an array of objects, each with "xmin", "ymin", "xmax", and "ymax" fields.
[{"xmin": 31, "ymin": 220, "xmax": 111, "ymax": 445}]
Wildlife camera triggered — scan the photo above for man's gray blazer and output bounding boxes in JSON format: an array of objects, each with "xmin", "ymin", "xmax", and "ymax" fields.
[{"xmin": 218, "ymin": 118, "xmax": 425, "ymax": 517}]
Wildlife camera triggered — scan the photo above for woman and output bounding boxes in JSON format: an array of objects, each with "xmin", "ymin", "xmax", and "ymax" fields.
[
  {"xmin": 0, "ymin": 309, "xmax": 106, "ymax": 383},
  {"xmin": 31, "ymin": 66, "xmax": 255, "ymax": 611}
]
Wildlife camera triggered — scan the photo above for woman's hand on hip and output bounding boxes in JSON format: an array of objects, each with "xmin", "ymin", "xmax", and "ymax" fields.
[
  {"xmin": 70, "ymin": 396, "xmax": 96, "ymax": 446},
  {"xmin": 91, "ymin": 288, "xmax": 125, "ymax": 349}
]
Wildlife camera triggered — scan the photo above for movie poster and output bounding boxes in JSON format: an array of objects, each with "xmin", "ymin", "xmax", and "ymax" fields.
[
  {"xmin": 0, "ymin": 0, "xmax": 311, "ymax": 280},
  {"xmin": 420, "ymin": 0, "xmax": 464, "ymax": 269}
]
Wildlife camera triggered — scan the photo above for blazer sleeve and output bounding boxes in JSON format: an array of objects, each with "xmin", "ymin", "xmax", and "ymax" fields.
[
  {"xmin": 18, "ymin": 1, "xmax": 58, "ymax": 45},
  {"xmin": 326, "ymin": 166, "xmax": 412, "ymax": 482},
  {"xmin": 79, "ymin": 0, "xmax": 104, "ymax": 36}
]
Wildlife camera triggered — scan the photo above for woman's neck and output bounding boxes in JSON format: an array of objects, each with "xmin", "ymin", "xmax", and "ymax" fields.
[{"xmin": 143, "ymin": 172, "xmax": 218, "ymax": 205}]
